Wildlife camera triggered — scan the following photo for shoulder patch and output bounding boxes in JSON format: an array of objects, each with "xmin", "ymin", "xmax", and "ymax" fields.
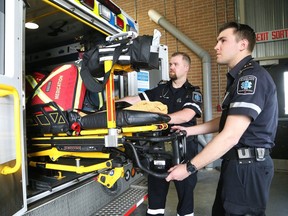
[
  {"xmin": 192, "ymin": 91, "xmax": 203, "ymax": 103},
  {"xmin": 237, "ymin": 75, "xmax": 257, "ymax": 95}
]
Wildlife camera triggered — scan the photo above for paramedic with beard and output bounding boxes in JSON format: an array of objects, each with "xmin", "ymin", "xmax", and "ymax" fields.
[{"xmin": 118, "ymin": 52, "xmax": 202, "ymax": 216}]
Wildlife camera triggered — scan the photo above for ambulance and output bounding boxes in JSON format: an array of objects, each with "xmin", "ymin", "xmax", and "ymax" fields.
[{"xmin": 0, "ymin": 1, "xmax": 179, "ymax": 215}]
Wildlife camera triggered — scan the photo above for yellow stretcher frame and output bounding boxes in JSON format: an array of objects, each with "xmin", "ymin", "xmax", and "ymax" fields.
[{"xmin": 28, "ymin": 122, "xmax": 167, "ymax": 161}]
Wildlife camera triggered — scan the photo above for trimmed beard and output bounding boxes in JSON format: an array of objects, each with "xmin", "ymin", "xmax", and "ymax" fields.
[{"xmin": 169, "ymin": 72, "xmax": 177, "ymax": 80}]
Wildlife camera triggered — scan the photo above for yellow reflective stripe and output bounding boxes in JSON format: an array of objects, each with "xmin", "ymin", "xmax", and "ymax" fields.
[
  {"xmin": 73, "ymin": 69, "xmax": 84, "ymax": 109},
  {"xmin": 40, "ymin": 65, "xmax": 71, "ymax": 86},
  {"xmin": 26, "ymin": 75, "xmax": 39, "ymax": 103},
  {"xmin": 26, "ymin": 75, "xmax": 38, "ymax": 88},
  {"xmin": 98, "ymin": 92, "xmax": 103, "ymax": 109},
  {"xmin": 27, "ymin": 75, "xmax": 58, "ymax": 110}
]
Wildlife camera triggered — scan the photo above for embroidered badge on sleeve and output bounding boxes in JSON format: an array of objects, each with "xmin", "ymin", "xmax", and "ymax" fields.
[
  {"xmin": 237, "ymin": 75, "xmax": 257, "ymax": 95},
  {"xmin": 192, "ymin": 91, "xmax": 203, "ymax": 103}
]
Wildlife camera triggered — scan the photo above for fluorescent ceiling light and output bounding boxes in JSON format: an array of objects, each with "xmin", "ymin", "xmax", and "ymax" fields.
[{"xmin": 25, "ymin": 22, "xmax": 39, "ymax": 29}]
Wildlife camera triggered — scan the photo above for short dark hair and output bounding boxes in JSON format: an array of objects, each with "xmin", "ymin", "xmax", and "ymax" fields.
[
  {"xmin": 171, "ymin": 52, "xmax": 191, "ymax": 67},
  {"xmin": 219, "ymin": 21, "xmax": 256, "ymax": 52}
]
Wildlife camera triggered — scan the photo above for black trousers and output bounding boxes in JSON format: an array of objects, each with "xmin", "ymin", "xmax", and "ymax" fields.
[
  {"xmin": 212, "ymin": 156, "xmax": 274, "ymax": 216},
  {"xmin": 147, "ymin": 172, "xmax": 197, "ymax": 216}
]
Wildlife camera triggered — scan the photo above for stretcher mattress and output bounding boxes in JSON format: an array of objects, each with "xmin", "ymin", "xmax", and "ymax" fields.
[{"xmin": 69, "ymin": 109, "xmax": 171, "ymax": 129}]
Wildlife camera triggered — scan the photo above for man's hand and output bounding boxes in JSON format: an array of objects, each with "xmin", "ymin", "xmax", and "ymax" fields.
[
  {"xmin": 171, "ymin": 125, "xmax": 187, "ymax": 133},
  {"xmin": 165, "ymin": 163, "xmax": 190, "ymax": 182}
]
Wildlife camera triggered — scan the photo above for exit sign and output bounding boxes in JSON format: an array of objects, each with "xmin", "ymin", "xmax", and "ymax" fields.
[{"xmin": 256, "ymin": 28, "xmax": 288, "ymax": 43}]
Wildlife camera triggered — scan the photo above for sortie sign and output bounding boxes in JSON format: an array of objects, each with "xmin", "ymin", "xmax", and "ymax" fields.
[{"xmin": 256, "ymin": 28, "xmax": 288, "ymax": 43}]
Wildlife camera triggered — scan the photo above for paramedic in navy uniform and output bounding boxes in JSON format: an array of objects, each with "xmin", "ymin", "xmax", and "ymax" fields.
[
  {"xmin": 166, "ymin": 22, "xmax": 278, "ymax": 216},
  {"xmin": 119, "ymin": 52, "xmax": 203, "ymax": 216}
]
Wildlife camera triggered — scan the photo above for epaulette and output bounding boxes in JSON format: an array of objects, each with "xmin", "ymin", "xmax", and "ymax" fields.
[
  {"xmin": 193, "ymin": 85, "xmax": 201, "ymax": 92},
  {"xmin": 157, "ymin": 80, "xmax": 169, "ymax": 86},
  {"xmin": 186, "ymin": 82, "xmax": 201, "ymax": 92},
  {"xmin": 239, "ymin": 61, "xmax": 254, "ymax": 75}
]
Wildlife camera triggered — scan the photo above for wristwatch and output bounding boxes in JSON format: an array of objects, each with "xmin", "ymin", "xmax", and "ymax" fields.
[{"xmin": 186, "ymin": 161, "xmax": 197, "ymax": 175}]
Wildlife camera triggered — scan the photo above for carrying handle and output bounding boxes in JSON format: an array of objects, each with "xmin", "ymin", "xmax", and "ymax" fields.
[
  {"xmin": 106, "ymin": 31, "xmax": 138, "ymax": 42},
  {"xmin": 0, "ymin": 84, "xmax": 22, "ymax": 175}
]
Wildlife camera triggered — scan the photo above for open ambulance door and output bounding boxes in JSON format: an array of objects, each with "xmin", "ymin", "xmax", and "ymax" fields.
[{"xmin": 0, "ymin": 0, "xmax": 27, "ymax": 215}]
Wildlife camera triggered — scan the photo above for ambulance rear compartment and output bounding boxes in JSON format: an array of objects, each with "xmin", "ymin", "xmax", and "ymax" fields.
[{"xmin": 24, "ymin": 0, "xmax": 138, "ymax": 205}]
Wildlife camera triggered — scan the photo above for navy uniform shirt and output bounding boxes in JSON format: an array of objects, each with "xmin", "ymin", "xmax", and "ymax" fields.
[
  {"xmin": 139, "ymin": 80, "xmax": 202, "ymax": 127},
  {"xmin": 220, "ymin": 55, "xmax": 278, "ymax": 148}
]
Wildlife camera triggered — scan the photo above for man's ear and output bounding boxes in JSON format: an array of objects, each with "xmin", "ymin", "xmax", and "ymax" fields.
[
  {"xmin": 184, "ymin": 63, "xmax": 190, "ymax": 71},
  {"xmin": 239, "ymin": 38, "xmax": 249, "ymax": 51}
]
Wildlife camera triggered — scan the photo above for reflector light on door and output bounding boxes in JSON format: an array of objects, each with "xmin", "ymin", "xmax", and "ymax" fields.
[
  {"xmin": 99, "ymin": 4, "xmax": 111, "ymax": 21},
  {"xmin": 80, "ymin": 0, "xmax": 95, "ymax": 10},
  {"xmin": 116, "ymin": 16, "xmax": 124, "ymax": 29},
  {"xmin": 98, "ymin": 0, "xmax": 121, "ymax": 15}
]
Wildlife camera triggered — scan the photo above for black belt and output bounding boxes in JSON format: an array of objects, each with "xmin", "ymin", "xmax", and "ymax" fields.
[{"xmin": 222, "ymin": 147, "xmax": 270, "ymax": 164}]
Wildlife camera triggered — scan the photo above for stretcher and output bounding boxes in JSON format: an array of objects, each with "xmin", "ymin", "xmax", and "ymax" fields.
[{"xmin": 26, "ymin": 31, "xmax": 188, "ymax": 189}]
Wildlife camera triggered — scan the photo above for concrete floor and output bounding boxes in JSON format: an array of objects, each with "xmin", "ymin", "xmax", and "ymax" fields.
[{"xmin": 131, "ymin": 169, "xmax": 288, "ymax": 216}]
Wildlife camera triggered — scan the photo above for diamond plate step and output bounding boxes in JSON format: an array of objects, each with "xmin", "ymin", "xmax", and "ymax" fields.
[{"xmin": 94, "ymin": 176, "xmax": 148, "ymax": 216}]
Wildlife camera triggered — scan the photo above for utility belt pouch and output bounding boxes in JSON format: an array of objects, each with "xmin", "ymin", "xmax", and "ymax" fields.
[
  {"xmin": 255, "ymin": 148, "xmax": 266, "ymax": 161},
  {"xmin": 223, "ymin": 147, "xmax": 269, "ymax": 164},
  {"xmin": 237, "ymin": 148, "xmax": 253, "ymax": 164}
]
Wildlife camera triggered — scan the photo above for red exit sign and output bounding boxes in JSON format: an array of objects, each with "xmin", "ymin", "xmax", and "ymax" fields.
[{"xmin": 256, "ymin": 28, "xmax": 288, "ymax": 43}]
